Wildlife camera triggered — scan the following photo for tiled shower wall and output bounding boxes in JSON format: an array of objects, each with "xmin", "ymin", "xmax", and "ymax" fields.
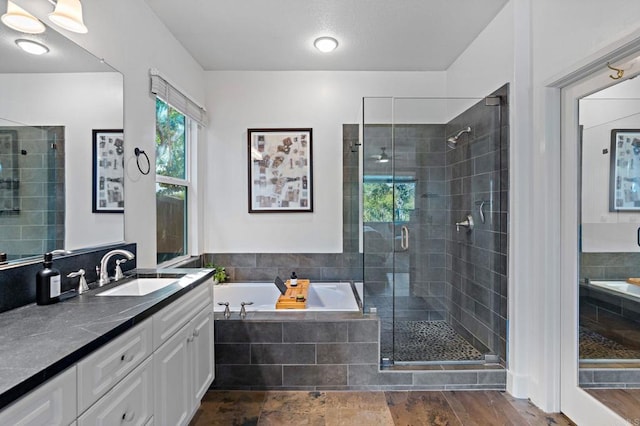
[
  {"xmin": 445, "ymin": 85, "xmax": 509, "ymax": 361},
  {"xmin": 0, "ymin": 126, "xmax": 64, "ymax": 260}
]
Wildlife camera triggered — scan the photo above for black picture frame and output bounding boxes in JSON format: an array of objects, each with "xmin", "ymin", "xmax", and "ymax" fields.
[
  {"xmin": 92, "ymin": 129, "xmax": 124, "ymax": 213},
  {"xmin": 247, "ymin": 128, "xmax": 313, "ymax": 213},
  {"xmin": 610, "ymin": 129, "xmax": 640, "ymax": 211}
]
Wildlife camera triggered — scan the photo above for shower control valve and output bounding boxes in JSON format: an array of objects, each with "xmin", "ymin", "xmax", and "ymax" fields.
[{"xmin": 455, "ymin": 214, "xmax": 474, "ymax": 232}]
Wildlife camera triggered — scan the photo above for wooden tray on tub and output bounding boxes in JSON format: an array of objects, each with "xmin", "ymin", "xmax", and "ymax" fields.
[{"xmin": 275, "ymin": 279, "xmax": 310, "ymax": 309}]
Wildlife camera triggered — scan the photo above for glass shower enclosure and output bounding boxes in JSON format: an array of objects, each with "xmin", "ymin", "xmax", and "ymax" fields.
[{"xmin": 362, "ymin": 89, "xmax": 509, "ymax": 365}]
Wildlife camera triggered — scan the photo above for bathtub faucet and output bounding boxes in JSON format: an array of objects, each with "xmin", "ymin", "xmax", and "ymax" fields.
[
  {"xmin": 240, "ymin": 301, "xmax": 253, "ymax": 319},
  {"xmin": 218, "ymin": 302, "xmax": 230, "ymax": 319}
]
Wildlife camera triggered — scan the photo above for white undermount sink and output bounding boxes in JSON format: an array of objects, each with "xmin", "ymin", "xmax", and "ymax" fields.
[{"xmin": 96, "ymin": 278, "xmax": 178, "ymax": 296}]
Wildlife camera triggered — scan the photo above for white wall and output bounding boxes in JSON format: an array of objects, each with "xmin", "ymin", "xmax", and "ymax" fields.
[
  {"xmin": 13, "ymin": 0, "xmax": 207, "ymax": 267},
  {"xmin": 0, "ymin": 73, "xmax": 123, "ymax": 250},
  {"xmin": 447, "ymin": 2, "xmax": 514, "ymax": 99},
  {"xmin": 529, "ymin": 0, "xmax": 640, "ymax": 415},
  {"xmin": 204, "ymin": 71, "xmax": 446, "ymax": 253}
]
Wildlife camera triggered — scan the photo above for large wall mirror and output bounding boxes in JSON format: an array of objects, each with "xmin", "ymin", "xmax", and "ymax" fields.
[
  {"xmin": 579, "ymin": 75, "xmax": 640, "ymax": 392},
  {"xmin": 0, "ymin": 0, "xmax": 124, "ymax": 265}
]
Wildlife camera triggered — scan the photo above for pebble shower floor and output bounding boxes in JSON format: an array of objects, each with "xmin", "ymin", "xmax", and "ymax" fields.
[{"xmin": 384, "ymin": 321, "xmax": 484, "ymax": 362}]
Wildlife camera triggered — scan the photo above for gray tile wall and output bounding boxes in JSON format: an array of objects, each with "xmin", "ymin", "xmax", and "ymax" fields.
[
  {"xmin": 580, "ymin": 252, "xmax": 640, "ymax": 280},
  {"xmin": 580, "ymin": 285, "xmax": 640, "ymax": 325},
  {"xmin": 202, "ymin": 253, "xmax": 362, "ymax": 282},
  {"xmin": 213, "ymin": 316, "xmax": 505, "ymax": 391},
  {"xmin": 580, "ymin": 368, "xmax": 640, "ymax": 388},
  {"xmin": 343, "ymin": 124, "xmax": 361, "ymax": 255},
  {"xmin": 0, "ymin": 126, "xmax": 64, "ymax": 260},
  {"xmin": 445, "ymin": 85, "xmax": 509, "ymax": 362}
]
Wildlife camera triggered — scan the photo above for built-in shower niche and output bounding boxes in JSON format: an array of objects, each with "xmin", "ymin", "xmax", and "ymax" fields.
[
  {"xmin": 0, "ymin": 126, "xmax": 64, "ymax": 260},
  {"xmin": 361, "ymin": 84, "xmax": 509, "ymax": 365}
]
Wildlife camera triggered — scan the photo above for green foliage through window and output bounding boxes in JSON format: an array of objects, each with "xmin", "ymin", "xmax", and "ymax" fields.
[
  {"xmin": 155, "ymin": 98, "xmax": 186, "ymax": 179},
  {"xmin": 363, "ymin": 179, "xmax": 415, "ymax": 222}
]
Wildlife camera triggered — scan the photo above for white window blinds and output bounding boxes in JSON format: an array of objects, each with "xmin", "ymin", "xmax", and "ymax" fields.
[{"xmin": 150, "ymin": 69, "xmax": 207, "ymax": 126}]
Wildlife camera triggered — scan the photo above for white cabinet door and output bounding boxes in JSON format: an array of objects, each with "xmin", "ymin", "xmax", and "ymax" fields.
[
  {"xmin": 77, "ymin": 357, "xmax": 153, "ymax": 426},
  {"xmin": 154, "ymin": 322, "xmax": 192, "ymax": 426},
  {"xmin": 153, "ymin": 283, "xmax": 211, "ymax": 350},
  {"xmin": 190, "ymin": 306, "xmax": 214, "ymax": 405},
  {"xmin": 0, "ymin": 367, "xmax": 76, "ymax": 426},
  {"xmin": 77, "ymin": 318, "xmax": 153, "ymax": 414}
]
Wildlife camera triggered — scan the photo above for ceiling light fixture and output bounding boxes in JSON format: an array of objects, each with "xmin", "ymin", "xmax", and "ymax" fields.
[
  {"xmin": 15, "ymin": 38, "xmax": 49, "ymax": 55},
  {"xmin": 49, "ymin": 0, "xmax": 88, "ymax": 34},
  {"xmin": 1, "ymin": 1, "xmax": 46, "ymax": 34},
  {"xmin": 314, "ymin": 36, "xmax": 338, "ymax": 53}
]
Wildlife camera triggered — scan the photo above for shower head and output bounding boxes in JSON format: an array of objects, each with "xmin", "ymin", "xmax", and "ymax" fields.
[{"xmin": 446, "ymin": 126, "xmax": 472, "ymax": 149}]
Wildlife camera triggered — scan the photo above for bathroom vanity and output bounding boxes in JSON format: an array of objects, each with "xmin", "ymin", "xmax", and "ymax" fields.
[{"xmin": 0, "ymin": 268, "xmax": 214, "ymax": 425}]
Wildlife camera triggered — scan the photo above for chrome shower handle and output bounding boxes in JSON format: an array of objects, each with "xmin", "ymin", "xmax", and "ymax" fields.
[
  {"xmin": 455, "ymin": 215, "xmax": 474, "ymax": 232},
  {"xmin": 400, "ymin": 226, "xmax": 409, "ymax": 250}
]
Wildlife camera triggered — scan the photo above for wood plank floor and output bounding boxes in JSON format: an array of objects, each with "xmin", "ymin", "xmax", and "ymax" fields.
[
  {"xmin": 190, "ymin": 390, "xmax": 575, "ymax": 425},
  {"xmin": 586, "ymin": 388, "xmax": 640, "ymax": 423}
]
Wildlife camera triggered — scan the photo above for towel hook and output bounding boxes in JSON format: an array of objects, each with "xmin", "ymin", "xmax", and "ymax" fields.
[{"xmin": 607, "ymin": 63, "xmax": 624, "ymax": 80}]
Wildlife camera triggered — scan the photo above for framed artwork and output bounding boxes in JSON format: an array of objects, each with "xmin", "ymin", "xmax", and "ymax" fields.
[
  {"xmin": 92, "ymin": 129, "xmax": 124, "ymax": 213},
  {"xmin": 610, "ymin": 129, "xmax": 640, "ymax": 211},
  {"xmin": 247, "ymin": 128, "xmax": 313, "ymax": 213}
]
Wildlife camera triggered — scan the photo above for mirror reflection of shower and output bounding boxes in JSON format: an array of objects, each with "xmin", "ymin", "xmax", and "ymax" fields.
[{"xmin": 446, "ymin": 126, "xmax": 472, "ymax": 148}]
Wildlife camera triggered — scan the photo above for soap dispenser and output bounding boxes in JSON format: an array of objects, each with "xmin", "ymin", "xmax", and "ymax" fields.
[
  {"xmin": 36, "ymin": 252, "xmax": 61, "ymax": 305},
  {"xmin": 290, "ymin": 272, "xmax": 298, "ymax": 287}
]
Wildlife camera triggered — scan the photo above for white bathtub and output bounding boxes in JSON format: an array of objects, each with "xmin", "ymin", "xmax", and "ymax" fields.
[
  {"xmin": 588, "ymin": 280, "xmax": 640, "ymax": 299},
  {"xmin": 213, "ymin": 282, "xmax": 360, "ymax": 312}
]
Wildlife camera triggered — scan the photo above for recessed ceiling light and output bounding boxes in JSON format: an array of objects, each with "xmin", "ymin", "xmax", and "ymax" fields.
[
  {"xmin": 15, "ymin": 39, "xmax": 49, "ymax": 55},
  {"xmin": 1, "ymin": 1, "xmax": 46, "ymax": 34},
  {"xmin": 314, "ymin": 36, "xmax": 338, "ymax": 53}
]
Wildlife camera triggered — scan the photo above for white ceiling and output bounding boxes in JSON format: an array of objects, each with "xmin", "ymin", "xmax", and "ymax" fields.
[{"xmin": 144, "ymin": 0, "xmax": 509, "ymax": 71}]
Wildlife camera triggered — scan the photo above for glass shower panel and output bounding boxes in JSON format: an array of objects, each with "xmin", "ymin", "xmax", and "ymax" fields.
[
  {"xmin": 363, "ymin": 90, "xmax": 508, "ymax": 364},
  {"xmin": 362, "ymin": 97, "xmax": 396, "ymax": 359}
]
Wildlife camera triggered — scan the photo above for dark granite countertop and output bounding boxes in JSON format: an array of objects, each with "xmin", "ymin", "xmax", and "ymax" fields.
[{"xmin": 0, "ymin": 268, "xmax": 214, "ymax": 410}]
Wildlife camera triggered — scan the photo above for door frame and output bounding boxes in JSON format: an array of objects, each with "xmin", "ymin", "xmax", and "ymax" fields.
[{"xmin": 558, "ymin": 48, "xmax": 640, "ymax": 425}]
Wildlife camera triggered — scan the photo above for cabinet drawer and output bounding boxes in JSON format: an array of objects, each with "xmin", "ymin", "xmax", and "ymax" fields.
[
  {"xmin": 153, "ymin": 282, "xmax": 211, "ymax": 349},
  {"xmin": 0, "ymin": 366, "xmax": 76, "ymax": 426},
  {"xmin": 78, "ymin": 357, "xmax": 153, "ymax": 426},
  {"xmin": 78, "ymin": 318, "xmax": 153, "ymax": 414}
]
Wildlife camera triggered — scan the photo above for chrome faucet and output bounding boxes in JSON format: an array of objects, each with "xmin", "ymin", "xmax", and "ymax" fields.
[
  {"xmin": 67, "ymin": 269, "xmax": 88, "ymax": 294},
  {"xmin": 98, "ymin": 249, "xmax": 135, "ymax": 286},
  {"xmin": 114, "ymin": 259, "xmax": 128, "ymax": 281},
  {"xmin": 240, "ymin": 301, "xmax": 253, "ymax": 319},
  {"xmin": 218, "ymin": 302, "xmax": 230, "ymax": 319}
]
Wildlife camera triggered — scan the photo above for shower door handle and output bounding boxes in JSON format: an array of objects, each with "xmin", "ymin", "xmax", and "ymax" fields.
[{"xmin": 400, "ymin": 226, "xmax": 409, "ymax": 250}]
